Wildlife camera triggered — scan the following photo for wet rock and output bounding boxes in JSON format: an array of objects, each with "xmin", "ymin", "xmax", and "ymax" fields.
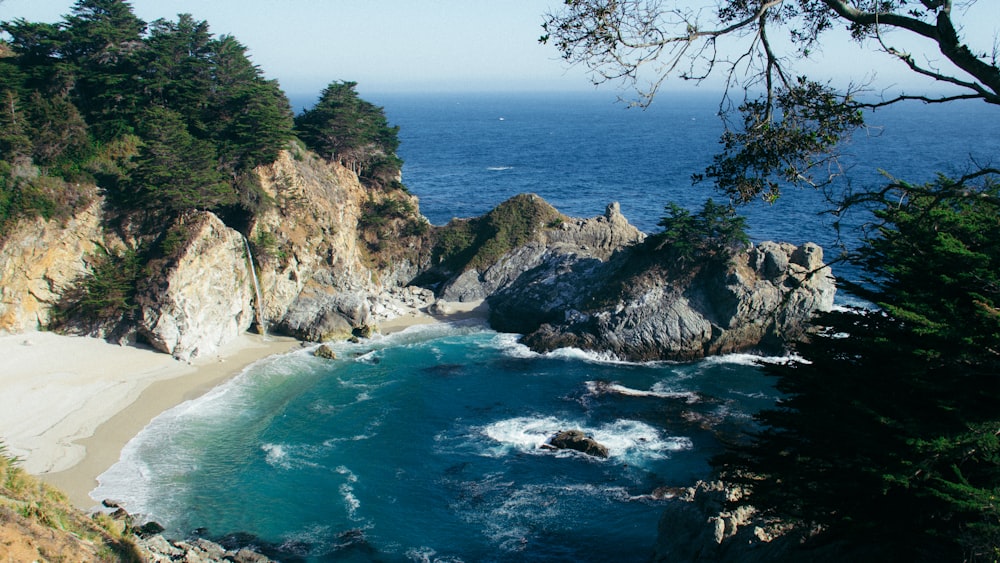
[{"xmin": 544, "ymin": 429, "xmax": 610, "ymax": 458}]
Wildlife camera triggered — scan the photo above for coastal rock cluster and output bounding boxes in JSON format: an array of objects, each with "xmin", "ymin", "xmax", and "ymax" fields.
[
  {"xmin": 0, "ymin": 146, "xmax": 834, "ymax": 362},
  {"xmin": 490, "ymin": 239, "xmax": 834, "ymax": 360}
]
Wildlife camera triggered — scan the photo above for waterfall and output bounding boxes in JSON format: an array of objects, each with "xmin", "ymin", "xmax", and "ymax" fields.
[{"xmin": 243, "ymin": 236, "xmax": 267, "ymax": 336}]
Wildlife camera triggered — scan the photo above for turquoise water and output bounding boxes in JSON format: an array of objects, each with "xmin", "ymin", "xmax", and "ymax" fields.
[{"xmin": 94, "ymin": 322, "xmax": 780, "ymax": 561}]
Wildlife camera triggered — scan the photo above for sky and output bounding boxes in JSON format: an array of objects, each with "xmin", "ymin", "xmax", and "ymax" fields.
[
  {"xmin": 2, "ymin": 0, "xmax": 997, "ymax": 103},
  {"xmin": 1, "ymin": 0, "xmax": 594, "ymax": 98}
]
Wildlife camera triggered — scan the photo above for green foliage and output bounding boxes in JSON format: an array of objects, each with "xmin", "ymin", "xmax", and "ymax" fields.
[
  {"xmin": 861, "ymin": 177, "xmax": 1000, "ymax": 360},
  {"xmin": 0, "ymin": 163, "xmax": 93, "ymax": 239},
  {"xmin": 295, "ymin": 81, "xmax": 402, "ymax": 187},
  {"xmin": 0, "ymin": 0, "xmax": 294, "ymax": 228},
  {"xmin": 718, "ymin": 178, "xmax": 1000, "ymax": 559},
  {"xmin": 359, "ymin": 196, "xmax": 415, "ymax": 230},
  {"xmin": 430, "ymin": 194, "xmax": 563, "ymax": 272},
  {"xmin": 54, "ymin": 244, "xmax": 143, "ymax": 326},
  {"xmin": 128, "ymin": 106, "xmax": 233, "ymax": 213},
  {"xmin": 697, "ymin": 79, "xmax": 865, "ymax": 203},
  {"xmin": 648, "ymin": 198, "xmax": 749, "ymax": 266},
  {"xmin": 251, "ymin": 228, "xmax": 285, "ymax": 265}
]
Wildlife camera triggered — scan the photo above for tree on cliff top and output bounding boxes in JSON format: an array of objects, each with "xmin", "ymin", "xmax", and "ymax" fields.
[
  {"xmin": 541, "ymin": 0, "xmax": 999, "ymax": 203},
  {"xmin": 295, "ymin": 81, "xmax": 403, "ymax": 189}
]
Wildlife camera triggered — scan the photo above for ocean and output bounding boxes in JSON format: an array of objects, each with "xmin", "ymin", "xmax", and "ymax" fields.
[{"xmin": 94, "ymin": 91, "xmax": 1000, "ymax": 561}]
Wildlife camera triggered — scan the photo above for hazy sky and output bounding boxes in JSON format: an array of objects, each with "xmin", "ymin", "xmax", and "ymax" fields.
[
  {"xmin": 2, "ymin": 1, "xmax": 997, "ymax": 101},
  {"xmin": 1, "ymin": 0, "xmax": 593, "ymax": 98}
]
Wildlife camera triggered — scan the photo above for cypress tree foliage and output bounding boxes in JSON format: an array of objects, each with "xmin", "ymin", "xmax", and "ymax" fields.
[
  {"xmin": 0, "ymin": 1, "xmax": 294, "ymax": 228},
  {"xmin": 129, "ymin": 106, "xmax": 232, "ymax": 214},
  {"xmin": 61, "ymin": 0, "xmax": 147, "ymax": 141},
  {"xmin": 295, "ymin": 81, "xmax": 402, "ymax": 187},
  {"xmin": 717, "ymin": 178, "xmax": 1000, "ymax": 560},
  {"xmin": 648, "ymin": 198, "xmax": 749, "ymax": 267}
]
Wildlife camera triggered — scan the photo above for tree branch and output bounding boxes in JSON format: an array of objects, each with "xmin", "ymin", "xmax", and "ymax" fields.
[{"xmin": 823, "ymin": 0, "xmax": 1000, "ymax": 104}]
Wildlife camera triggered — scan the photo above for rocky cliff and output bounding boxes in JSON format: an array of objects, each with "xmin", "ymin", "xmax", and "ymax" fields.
[
  {"xmin": 0, "ymin": 192, "xmax": 104, "ymax": 334},
  {"xmin": 0, "ymin": 145, "xmax": 833, "ymax": 363},
  {"xmin": 0, "ymin": 146, "xmax": 431, "ymax": 360},
  {"xmin": 490, "ymin": 239, "xmax": 835, "ymax": 361},
  {"xmin": 427, "ymin": 195, "xmax": 835, "ymax": 361}
]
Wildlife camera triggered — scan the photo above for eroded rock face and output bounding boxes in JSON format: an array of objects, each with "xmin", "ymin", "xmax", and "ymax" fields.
[
  {"xmin": 489, "ymin": 240, "xmax": 835, "ymax": 362},
  {"xmin": 0, "ymin": 197, "xmax": 104, "ymax": 334},
  {"xmin": 437, "ymin": 201, "xmax": 645, "ymax": 302},
  {"xmin": 251, "ymin": 150, "xmax": 431, "ymax": 341},
  {"xmin": 137, "ymin": 212, "xmax": 254, "ymax": 361}
]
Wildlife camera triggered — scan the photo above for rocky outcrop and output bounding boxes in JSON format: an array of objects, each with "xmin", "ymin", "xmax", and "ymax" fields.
[
  {"xmin": 250, "ymin": 149, "xmax": 432, "ymax": 341},
  {"xmin": 0, "ymin": 141, "xmax": 832, "ymax": 365},
  {"xmin": 0, "ymin": 195, "xmax": 104, "ymax": 334},
  {"xmin": 543, "ymin": 430, "xmax": 610, "ymax": 458},
  {"xmin": 488, "ymin": 239, "xmax": 835, "ymax": 361},
  {"xmin": 434, "ymin": 198, "xmax": 644, "ymax": 302},
  {"xmin": 137, "ymin": 212, "xmax": 255, "ymax": 361},
  {"xmin": 652, "ymin": 481, "xmax": 796, "ymax": 562},
  {"xmin": 136, "ymin": 534, "xmax": 273, "ymax": 563}
]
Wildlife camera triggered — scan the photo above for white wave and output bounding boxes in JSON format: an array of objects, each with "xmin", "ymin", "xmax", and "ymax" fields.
[
  {"xmin": 261, "ymin": 443, "xmax": 322, "ymax": 471},
  {"xmin": 486, "ymin": 166, "xmax": 513, "ymax": 171},
  {"xmin": 336, "ymin": 466, "xmax": 363, "ymax": 522},
  {"xmin": 491, "ymin": 332, "xmax": 536, "ymax": 358},
  {"xmin": 585, "ymin": 380, "xmax": 699, "ymax": 404},
  {"xmin": 406, "ymin": 546, "xmax": 466, "ymax": 563},
  {"xmin": 479, "ymin": 416, "xmax": 690, "ymax": 463},
  {"xmin": 699, "ymin": 352, "xmax": 801, "ymax": 367},
  {"xmin": 542, "ymin": 346, "xmax": 637, "ymax": 365}
]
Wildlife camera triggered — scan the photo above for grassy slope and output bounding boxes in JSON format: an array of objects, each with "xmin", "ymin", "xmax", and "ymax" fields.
[{"xmin": 0, "ymin": 446, "xmax": 141, "ymax": 562}]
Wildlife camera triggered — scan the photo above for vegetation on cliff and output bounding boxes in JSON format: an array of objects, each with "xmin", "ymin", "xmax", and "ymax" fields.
[
  {"xmin": 0, "ymin": 1, "xmax": 294, "ymax": 232},
  {"xmin": 545, "ymin": 1, "xmax": 999, "ymax": 558},
  {"xmin": 427, "ymin": 193, "xmax": 564, "ymax": 277},
  {"xmin": 0, "ymin": 0, "xmax": 409, "ymax": 335},
  {"xmin": 0, "ymin": 444, "xmax": 140, "ymax": 561}
]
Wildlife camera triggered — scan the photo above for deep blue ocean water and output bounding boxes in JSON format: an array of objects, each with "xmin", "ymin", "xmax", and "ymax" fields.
[{"xmin": 94, "ymin": 92, "xmax": 1000, "ymax": 561}]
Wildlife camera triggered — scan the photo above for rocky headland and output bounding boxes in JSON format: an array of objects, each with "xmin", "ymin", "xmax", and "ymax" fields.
[{"xmin": 0, "ymin": 145, "xmax": 834, "ymax": 362}]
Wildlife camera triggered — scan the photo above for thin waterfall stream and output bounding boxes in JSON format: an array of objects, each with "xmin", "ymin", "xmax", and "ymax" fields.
[{"xmin": 243, "ymin": 236, "xmax": 267, "ymax": 336}]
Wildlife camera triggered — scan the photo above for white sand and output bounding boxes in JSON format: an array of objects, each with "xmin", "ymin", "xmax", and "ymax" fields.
[{"xmin": 0, "ymin": 331, "xmax": 300, "ymax": 508}]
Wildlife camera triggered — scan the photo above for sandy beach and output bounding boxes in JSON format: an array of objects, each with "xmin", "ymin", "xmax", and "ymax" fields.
[
  {"xmin": 0, "ymin": 300, "xmax": 486, "ymax": 510},
  {"xmin": 0, "ymin": 331, "xmax": 301, "ymax": 508}
]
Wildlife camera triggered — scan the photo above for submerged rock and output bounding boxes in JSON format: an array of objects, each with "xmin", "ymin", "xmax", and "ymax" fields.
[{"xmin": 543, "ymin": 429, "xmax": 610, "ymax": 458}]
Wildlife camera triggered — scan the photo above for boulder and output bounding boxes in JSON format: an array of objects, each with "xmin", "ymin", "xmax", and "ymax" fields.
[
  {"xmin": 544, "ymin": 429, "xmax": 610, "ymax": 458},
  {"xmin": 313, "ymin": 344, "xmax": 337, "ymax": 359},
  {"xmin": 137, "ymin": 212, "xmax": 255, "ymax": 361}
]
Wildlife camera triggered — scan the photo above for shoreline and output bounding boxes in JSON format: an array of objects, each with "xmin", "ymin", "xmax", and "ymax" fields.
[
  {"xmin": 1, "ymin": 300, "xmax": 488, "ymax": 510},
  {"xmin": 0, "ymin": 331, "xmax": 301, "ymax": 509}
]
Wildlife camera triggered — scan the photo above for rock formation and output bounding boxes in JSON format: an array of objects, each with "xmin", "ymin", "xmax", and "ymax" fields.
[
  {"xmin": 543, "ymin": 430, "xmax": 610, "ymax": 458},
  {"xmin": 0, "ymin": 195, "xmax": 104, "ymax": 334},
  {"xmin": 0, "ymin": 144, "xmax": 833, "ymax": 363},
  {"xmin": 136, "ymin": 212, "xmax": 256, "ymax": 362},
  {"xmin": 425, "ymin": 195, "xmax": 835, "ymax": 361},
  {"xmin": 250, "ymin": 148, "xmax": 432, "ymax": 342},
  {"xmin": 489, "ymin": 239, "xmax": 835, "ymax": 361}
]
